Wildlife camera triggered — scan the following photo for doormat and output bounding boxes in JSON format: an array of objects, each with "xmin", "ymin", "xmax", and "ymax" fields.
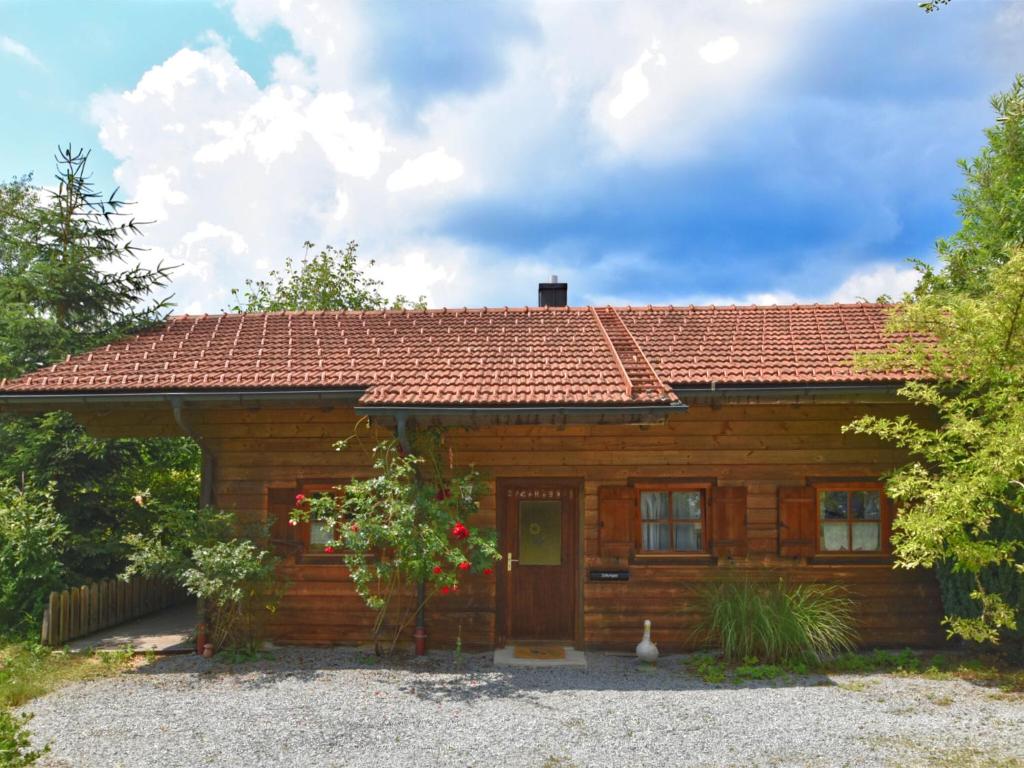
[{"xmin": 513, "ymin": 645, "xmax": 566, "ymax": 660}]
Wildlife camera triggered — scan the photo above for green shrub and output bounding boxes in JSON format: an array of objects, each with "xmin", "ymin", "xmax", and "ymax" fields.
[
  {"xmin": 0, "ymin": 484, "xmax": 67, "ymax": 633},
  {"xmin": 0, "ymin": 709, "xmax": 47, "ymax": 767},
  {"xmin": 123, "ymin": 505, "xmax": 282, "ymax": 651},
  {"xmin": 695, "ymin": 579, "xmax": 857, "ymax": 664}
]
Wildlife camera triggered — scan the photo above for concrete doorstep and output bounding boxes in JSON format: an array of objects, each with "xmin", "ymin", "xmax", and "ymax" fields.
[{"xmin": 493, "ymin": 645, "xmax": 588, "ymax": 669}]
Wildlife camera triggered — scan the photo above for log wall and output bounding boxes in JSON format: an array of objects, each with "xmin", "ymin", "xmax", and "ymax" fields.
[{"xmin": 74, "ymin": 398, "xmax": 945, "ymax": 650}]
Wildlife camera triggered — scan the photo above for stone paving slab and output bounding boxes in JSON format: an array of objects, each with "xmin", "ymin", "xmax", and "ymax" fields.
[{"xmin": 67, "ymin": 601, "xmax": 196, "ymax": 654}]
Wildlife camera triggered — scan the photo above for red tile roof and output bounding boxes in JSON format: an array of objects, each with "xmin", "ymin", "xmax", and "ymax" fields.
[{"xmin": 0, "ymin": 303, "xmax": 903, "ymax": 406}]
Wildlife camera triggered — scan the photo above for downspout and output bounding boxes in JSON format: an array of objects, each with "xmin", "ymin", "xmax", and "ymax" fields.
[{"xmin": 395, "ymin": 413, "xmax": 427, "ymax": 657}]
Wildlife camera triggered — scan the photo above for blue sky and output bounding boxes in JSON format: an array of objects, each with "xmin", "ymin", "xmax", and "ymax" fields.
[{"xmin": 1, "ymin": 0, "xmax": 1021, "ymax": 312}]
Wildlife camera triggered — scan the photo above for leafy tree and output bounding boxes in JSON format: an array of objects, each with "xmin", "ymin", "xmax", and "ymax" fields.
[
  {"xmin": 0, "ymin": 149, "xmax": 197, "ymax": 594},
  {"xmin": 227, "ymin": 240, "xmax": 424, "ymax": 312},
  {"xmin": 0, "ymin": 483, "xmax": 67, "ymax": 631},
  {"xmin": 846, "ymin": 79, "xmax": 1024, "ymax": 649},
  {"xmin": 123, "ymin": 505, "xmax": 282, "ymax": 651},
  {"xmin": 915, "ymin": 75, "xmax": 1024, "ymax": 298},
  {"xmin": 0, "ymin": 147, "xmax": 173, "ymax": 377}
]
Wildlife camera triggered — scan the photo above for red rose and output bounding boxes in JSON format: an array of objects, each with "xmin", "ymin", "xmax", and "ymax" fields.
[
  {"xmin": 451, "ymin": 522, "xmax": 469, "ymax": 540},
  {"xmin": 323, "ymin": 545, "xmax": 334, "ymax": 554},
  {"xmin": 440, "ymin": 586, "xmax": 450, "ymax": 595},
  {"xmin": 350, "ymin": 523, "xmax": 360, "ymax": 533},
  {"xmin": 483, "ymin": 568, "xmax": 493, "ymax": 576},
  {"xmin": 435, "ymin": 487, "xmax": 452, "ymax": 501},
  {"xmin": 295, "ymin": 493, "xmax": 305, "ymax": 504},
  {"xmin": 432, "ymin": 565, "xmax": 443, "ymax": 574},
  {"xmin": 458, "ymin": 561, "xmax": 471, "ymax": 571}
]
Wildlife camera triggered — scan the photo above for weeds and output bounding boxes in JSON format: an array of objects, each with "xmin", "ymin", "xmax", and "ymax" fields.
[
  {"xmin": 0, "ymin": 641, "xmax": 134, "ymax": 708},
  {"xmin": 0, "ymin": 709, "xmax": 48, "ymax": 767}
]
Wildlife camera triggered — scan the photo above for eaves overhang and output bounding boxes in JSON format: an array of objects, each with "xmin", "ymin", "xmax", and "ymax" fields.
[
  {"xmin": 0, "ymin": 387, "xmax": 367, "ymax": 410},
  {"xmin": 354, "ymin": 401, "xmax": 687, "ymax": 427}
]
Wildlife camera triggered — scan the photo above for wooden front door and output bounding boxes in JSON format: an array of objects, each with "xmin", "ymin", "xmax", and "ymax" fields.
[{"xmin": 500, "ymin": 480, "xmax": 579, "ymax": 643}]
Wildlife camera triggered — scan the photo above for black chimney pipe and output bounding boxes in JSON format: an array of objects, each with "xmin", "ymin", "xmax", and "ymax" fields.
[{"xmin": 538, "ymin": 275, "xmax": 568, "ymax": 307}]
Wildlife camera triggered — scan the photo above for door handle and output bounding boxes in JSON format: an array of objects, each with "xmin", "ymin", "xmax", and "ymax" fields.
[{"xmin": 507, "ymin": 552, "xmax": 519, "ymax": 572}]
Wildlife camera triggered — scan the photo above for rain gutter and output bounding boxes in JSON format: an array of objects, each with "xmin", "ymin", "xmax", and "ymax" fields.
[{"xmin": 0, "ymin": 388, "xmax": 367, "ymax": 407}]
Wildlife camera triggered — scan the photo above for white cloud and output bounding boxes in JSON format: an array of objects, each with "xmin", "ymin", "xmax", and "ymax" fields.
[
  {"xmin": 589, "ymin": 262, "xmax": 920, "ymax": 307},
  {"xmin": 85, "ymin": 1, "xmax": 839, "ymax": 313},
  {"xmin": 698, "ymin": 35, "xmax": 740, "ymax": 65},
  {"xmin": 0, "ymin": 35, "xmax": 43, "ymax": 69},
  {"xmin": 386, "ymin": 148, "xmax": 464, "ymax": 192},
  {"xmin": 181, "ymin": 222, "xmax": 248, "ymax": 255},
  {"xmin": 133, "ymin": 168, "xmax": 187, "ymax": 221},
  {"xmin": 828, "ymin": 263, "xmax": 919, "ymax": 302},
  {"xmin": 607, "ymin": 42, "xmax": 666, "ymax": 120}
]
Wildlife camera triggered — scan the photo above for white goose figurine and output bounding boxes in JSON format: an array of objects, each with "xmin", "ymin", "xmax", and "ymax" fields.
[{"xmin": 636, "ymin": 619, "xmax": 659, "ymax": 663}]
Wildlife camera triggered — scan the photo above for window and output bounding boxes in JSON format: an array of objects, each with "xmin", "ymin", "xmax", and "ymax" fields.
[
  {"xmin": 637, "ymin": 486, "xmax": 707, "ymax": 553},
  {"xmin": 817, "ymin": 487, "xmax": 884, "ymax": 553},
  {"xmin": 295, "ymin": 485, "xmax": 345, "ymax": 555},
  {"xmin": 308, "ymin": 519, "xmax": 338, "ymax": 550}
]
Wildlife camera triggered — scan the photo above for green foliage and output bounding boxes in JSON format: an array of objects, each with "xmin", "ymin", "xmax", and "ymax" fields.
[
  {"xmin": 828, "ymin": 648, "xmax": 923, "ymax": 674},
  {"xmin": 0, "ymin": 641, "xmax": 133, "ymax": 709},
  {"xmin": 0, "ymin": 148, "xmax": 172, "ymax": 378},
  {"xmin": 291, "ymin": 428, "xmax": 500, "ymax": 652},
  {"xmin": 228, "ymin": 240, "xmax": 424, "ymax": 312},
  {"xmin": 0, "ymin": 709, "xmax": 46, "ymax": 767},
  {"xmin": 918, "ymin": 75, "xmax": 1024, "ymax": 298},
  {"xmin": 0, "ymin": 149, "xmax": 198, "ymax": 619},
  {"xmin": 0, "ymin": 414, "xmax": 200, "ymax": 582},
  {"xmin": 0, "ymin": 484, "xmax": 66, "ymax": 633},
  {"xmin": 123, "ymin": 506, "xmax": 281, "ymax": 650},
  {"xmin": 846, "ymin": 252, "xmax": 1024, "ymax": 644},
  {"xmin": 694, "ymin": 579, "xmax": 857, "ymax": 664},
  {"xmin": 918, "ymin": 0, "xmax": 952, "ymax": 13},
  {"xmin": 685, "ymin": 653, "xmax": 727, "ymax": 684},
  {"xmin": 846, "ymin": 78, "xmax": 1024, "ymax": 649}
]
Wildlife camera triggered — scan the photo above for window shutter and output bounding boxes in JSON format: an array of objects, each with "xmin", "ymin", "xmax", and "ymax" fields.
[
  {"xmin": 778, "ymin": 485, "xmax": 816, "ymax": 558},
  {"xmin": 268, "ymin": 487, "xmax": 306, "ymax": 554},
  {"xmin": 598, "ymin": 485, "xmax": 635, "ymax": 559},
  {"xmin": 710, "ymin": 485, "xmax": 747, "ymax": 558}
]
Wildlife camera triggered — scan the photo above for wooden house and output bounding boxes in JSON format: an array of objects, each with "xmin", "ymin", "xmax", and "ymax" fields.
[{"xmin": 0, "ymin": 282, "xmax": 944, "ymax": 651}]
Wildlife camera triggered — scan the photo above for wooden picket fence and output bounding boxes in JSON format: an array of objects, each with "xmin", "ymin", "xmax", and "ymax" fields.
[{"xmin": 40, "ymin": 575, "xmax": 187, "ymax": 647}]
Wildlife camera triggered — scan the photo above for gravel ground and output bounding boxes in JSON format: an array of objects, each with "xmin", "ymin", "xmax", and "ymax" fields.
[{"xmin": 22, "ymin": 648, "xmax": 1024, "ymax": 768}]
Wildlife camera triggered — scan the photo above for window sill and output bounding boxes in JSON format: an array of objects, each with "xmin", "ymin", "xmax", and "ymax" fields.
[
  {"xmin": 810, "ymin": 554, "xmax": 893, "ymax": 565},
  {"xmin": 631, "ymin": 553, "xmax": 715, "ymax": 566},
  {"xmin": 297, "ymin": 552, "xmax": 348, "ymax": 565}
]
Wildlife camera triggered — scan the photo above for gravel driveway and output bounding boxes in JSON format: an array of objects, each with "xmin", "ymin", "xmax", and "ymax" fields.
[{"xmin": 24, "ymin": 648, "xmax": 1024, "ymax": 768}]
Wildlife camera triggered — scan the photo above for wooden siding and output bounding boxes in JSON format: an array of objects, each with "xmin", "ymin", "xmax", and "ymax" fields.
[{"xmin": 76, "ymin": 399, "xmax": 945, "ymax": 650}]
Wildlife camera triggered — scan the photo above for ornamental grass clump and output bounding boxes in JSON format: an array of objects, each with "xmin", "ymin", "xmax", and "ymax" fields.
[{"xmin": 695, "ymin": 579, "xmax": 857, "ymax": 664}]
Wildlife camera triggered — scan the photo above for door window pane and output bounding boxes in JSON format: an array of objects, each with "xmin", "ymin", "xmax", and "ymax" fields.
[
  {"xmin": 820, "ymin": 491, "xmax": 848, "ymax": 520},
  {"xmin": 674, "ymin": 523, "xmax": 702, "ymax": 551},
  {"xmin": 851, "ymin": 491, "xmax": 881, "ymax": 520},
  {"xmin": 820, "ymin": 522, "xmax": 849, "ymax": 551},
  {"xmin": 852, "ymin": 523, "xmax": 881, "ymax": 551},
  {"xmin": 640, "ymin": 491, "xmax": 669, "ymax": 520},
  {"xmin": 519, "ymin": 500, "xmax": 562, "ymax": 565},
  {"xmin": 672, "ymin": 491, "xmax": 702, "ymax": 520}
]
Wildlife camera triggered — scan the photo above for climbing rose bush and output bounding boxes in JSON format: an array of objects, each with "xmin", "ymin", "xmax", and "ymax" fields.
[{"xmin": 290, "ymin": 435, "xmax": 499, "ymax": 651}]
